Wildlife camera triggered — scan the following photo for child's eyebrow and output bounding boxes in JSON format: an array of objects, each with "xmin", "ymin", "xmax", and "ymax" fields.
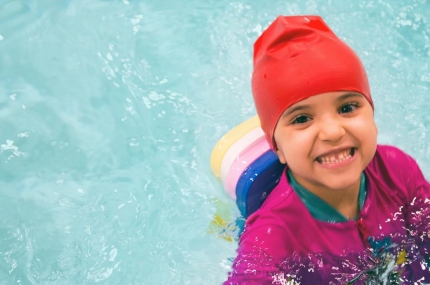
[
  {"xmin": 281, "ymin": 92, "xmax": 364, "ymax": 119},
  {"xmin": 281, "ymin": 105, "xmax": 311, "ymax": 119},
  {"xmin": 337, "ymin": 92, "xmax": 364, "ymax": 101}
]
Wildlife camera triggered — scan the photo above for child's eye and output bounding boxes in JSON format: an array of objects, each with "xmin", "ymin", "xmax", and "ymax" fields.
[
  {"xmin": 339, "ymin": 103, "xmax": 358, "ymax": 114},
  {"xmin": 291, "ymin": 115, "xmax": 311, "ymax": 125}
]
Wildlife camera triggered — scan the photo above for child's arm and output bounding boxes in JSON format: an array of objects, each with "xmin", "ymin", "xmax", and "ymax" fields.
[
  {"xmin": 224, "ymin": 244, "xmax": 280, "ymax": 285},
  {"xmin": 404, "ymin": 154, "xmax": 430, "ymax": 271},
  {"xmin": 224, "ymin": 217, "xmax": 289, "ymax": 285}
]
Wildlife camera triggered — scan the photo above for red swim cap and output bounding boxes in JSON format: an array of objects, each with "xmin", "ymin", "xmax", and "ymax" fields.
[{"xmin": 252, "ymin": 15, "xmax": 373, "ymax": 150}]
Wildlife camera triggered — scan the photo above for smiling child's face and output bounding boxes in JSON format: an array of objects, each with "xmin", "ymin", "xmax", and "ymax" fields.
[{"xmin": 273, "ymin": 91, "xmax": 378, "ymax": 194}]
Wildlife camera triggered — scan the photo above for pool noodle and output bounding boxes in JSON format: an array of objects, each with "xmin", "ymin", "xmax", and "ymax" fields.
[
  {"xmin": 236, "ymin": 150, "xmax": 284, "ymax": 217},
  {"xmin": 223, "ymin": 134, "xmax": 270, "ymax": 199},
  {"xmin": 210, "ymin": 115, "xmax": 260, "ymax": 179},
  {"xmin": 220, "ymin": 127, "xmax": 265, "ymax": 198}
]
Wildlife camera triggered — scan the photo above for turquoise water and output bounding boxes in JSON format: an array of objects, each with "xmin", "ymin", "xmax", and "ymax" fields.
[{"xmin": 0, "ymin": 0, "xmax": 429, "ymax": 284}]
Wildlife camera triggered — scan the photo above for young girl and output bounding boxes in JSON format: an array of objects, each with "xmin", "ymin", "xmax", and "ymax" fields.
[{"xmin": 225, "ymin": 15, "xmax": 430, "ymax": 284}]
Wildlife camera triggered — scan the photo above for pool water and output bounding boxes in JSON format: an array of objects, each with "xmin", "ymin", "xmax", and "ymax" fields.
[{"xmin": 0, "ymin": 0, "xmax": 429, "ymax": 284}]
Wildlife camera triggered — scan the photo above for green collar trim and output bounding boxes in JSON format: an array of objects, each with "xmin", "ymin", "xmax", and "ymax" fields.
[{"xmin": 287, "ymin": 170, "xmax": 367, "ymax": 222}]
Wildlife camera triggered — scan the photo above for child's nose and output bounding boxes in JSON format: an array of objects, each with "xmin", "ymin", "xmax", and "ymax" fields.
[{"xmin": 317, "ymin": 116, "xmax": 346, "ymax": 142}]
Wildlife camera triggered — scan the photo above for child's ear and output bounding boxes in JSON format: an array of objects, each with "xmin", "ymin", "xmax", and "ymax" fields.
[{"xmin": 276, "ymin": 149, "xmax": 287, "ymax": 164}]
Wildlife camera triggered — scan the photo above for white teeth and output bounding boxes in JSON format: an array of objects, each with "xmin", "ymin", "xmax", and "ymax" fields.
[{"xmin": 318, "ymin": 149, "xmax": 353, "ymax": 165}]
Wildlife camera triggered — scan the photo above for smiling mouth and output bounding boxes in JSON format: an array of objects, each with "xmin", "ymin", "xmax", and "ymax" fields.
[{"xmin": 316, "ymin": 148, "xmax": 357, "ymax": 165}]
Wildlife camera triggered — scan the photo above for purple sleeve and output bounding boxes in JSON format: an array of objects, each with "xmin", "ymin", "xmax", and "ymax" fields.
[
  {"xmin": 223, "ymin": 246, "xmax": 280, "ymax": 285},
  {"xmin": 224, "ymin": 215, "xmax": 289, "ymax": 285},
  {"xmin": 404, "ymin": 155, "xmax": 430, "ymax": 259}
]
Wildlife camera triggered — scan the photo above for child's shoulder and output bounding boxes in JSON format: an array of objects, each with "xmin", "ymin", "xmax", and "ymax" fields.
[
  {"xmin": 375, "ymin": 144, "xmax": 416, "ymax": 165},
  {"xmin": 369, "ymin": 144, "xmax": 419, "ymax": 181}
]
